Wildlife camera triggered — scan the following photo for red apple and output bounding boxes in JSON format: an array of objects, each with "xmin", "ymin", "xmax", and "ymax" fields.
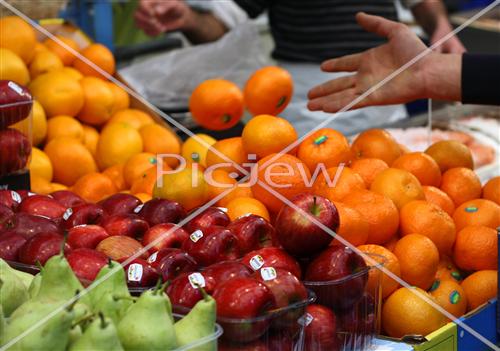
[
  {"xmin": 227, "ymin": 215, "xmax": 278, "ymax": 254},
  {"xmin": 96, "ymin": 236, "xmax": 147, "ymax": 262},
  {"xmin": 0, "ymin": 231, "xmax": 27, "ymax": 261},
  {"xmin": 18, "ymin": 232, "xmax": 70, "ymax": 265},
  {"xmin": 98, "ymin": 193, "xmax": 142, "ymax": 216},
  {"xmin": 185, "ymin": 207, "xmax": 230, "ymax": 233},
  {"xmin": 303, "ymin": 304, "xmax": 339, "ymax": 351},
  {"xmin": 147, "ymin": 247, "xmax": 177, "ymax": 268},
  {"xmin": 275, "ymin": 194, "xmax": 338, "ymax": 257},
  {"xmin": 67, "ymin": 225, "xmax": 109, "ymax": 249},
  {"xmin": 18, "ymin": 194, "xmax": 67, "ymax": 220},
  {"xmin": 181, "ymin": 226, "xmax": 240, "ymax": 267},
  {"xmin": 254, "ymin": 267, "xmax": 307, "ymax": 308},
  {"xmin": 50, "ymin": 190, "xmax": 85, "ymax": 208},
  {"xmin": 63, "ymin": 203, "xmax": 105, "ymax": 229},
  {"xmin": 0, "ymin": 80, "xmax": 33, "ymax": 128},
  {"xmin": 0, "ymin": 203, "xmax": 14, "ymax": 226},
  {"xmin": 142, "ymin": 223, "xmax": 189, "ymax": 254},
  {"xmin": 99, "ymin": 214, "xmax": 149, "ymax": 238},
  {"xmin": 219, "ymin": 340, "xmax": 268, "ymax": 351},
  {"xmin": 0, "ymin": 189, "xmax": 22, "ymax": 210},
  {"xmin": 16, "ymin": 190, "xmax": 36, "ymax": 201},
  {"xmin": 166, "ymin": 272, "xmax": 217, "ymax": 310},
  {"xmin": 137, "ymin": 198, "xmax": 186, "ymax": 226},
  {"xmin": 155, "ymin": 248, "xmax": 198, "ymax": 282},
  {"xmin": 123, "ymin": 258, "xmax": 159, "ymax": 287},
  {"xmin": 2, "ymin": 212, "xmax": 62, "ymax": 239},
  {"xmin": 0, "ymin": 128, "xmax": 31, "ymax": 176},
  {"xmin": 202, "ymin": 261, "xmax": 252, "ymax": 286},
  {"xmin": 241, "ymin": 247, "xmax": 301, "ymax": 279},
  {"xmin": 66, "ymin": 248, "xmax": 108, "ymax": 282}
]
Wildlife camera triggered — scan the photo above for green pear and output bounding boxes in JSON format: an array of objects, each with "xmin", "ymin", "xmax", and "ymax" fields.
[
  {"xmin": 68, "ymin": 325, "xmax": 82, "ymax": 348},
  {"xmin": 0, "ymin": 260, "xmax": 29, "ymax": 317},
  {"xmin": 12, "ymin": 269, "xmax": 34, "ymax": 289},
  {"xmin": 117, "ymin": 287, "xmax": 177, "ymax": 350},
  {"xmin": 0, "ymin": 305, "xmax": 5, "ymax": 341},
  {"xmin": 92, "ymin": 293, "xmax": 135, "ymax": 325},
  {"xmin": 28, "ymin": 273, "xmax": 42, "ymax": 299},
  {"xmin": 70, "ymin": 313, "xmax": 124, "ymax": 351},
  {"xmin": 89, "ymin": 260, "xmax": 130, "ymax": 305},
  {"xmin": 174, "ymin": 288, "xmax": 216, "ymax": 351}
]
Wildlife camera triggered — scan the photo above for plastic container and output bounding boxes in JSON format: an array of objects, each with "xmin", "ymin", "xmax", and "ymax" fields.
[{"xmin": 172, "ymin": 313, "xmax": 224, "ymax": 351}]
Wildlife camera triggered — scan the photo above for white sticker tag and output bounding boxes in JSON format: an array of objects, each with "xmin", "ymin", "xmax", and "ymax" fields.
[
  {"xmin": 133, "ymin": 204, "xmax": 144, "ymax": 214},
  {"xmin": 8, "ymin": 81, "xmax": 23, "ymax": 95},
  {"xmin": 189, "ymin": 230, "xmax": 203, "ymax": 243},
  {"xmin": 217, "ymin": 207, "xmax": 228, "ymax": 213},
  {"xmin": 127, "ymin": 263, "xmax": 143, "ymax": 282},
  {"xmin": 27, "ymin": 192, "xmax": 36, "ymax": 197},
  {"xmin": 73, "ymin": 224, "xmax": 88, "ymax": 228},
  {"xmin": 63, "ymin": 208, "xmax": 73, "ymax": 220},
  {"xmin": 260, "ymin": 267, "xmax": 277, "ymax": 281},
  {"xmin": 298, "ymin": 313, "xmax": 314, "ymax": 326},
  {"xmin": 249, "ymin": 255, "xmax": 265, "ymax": 271},
  {"xmin": 147, "ymin": 251, "xmax": 158, "ymax": 264},
  {"xmin": 188, "ymin": 272, "xmax": 206, "ymax": 288},
  {"xmin": 11, "ymin": 191, "xmax": 21, "ymax": 203}
]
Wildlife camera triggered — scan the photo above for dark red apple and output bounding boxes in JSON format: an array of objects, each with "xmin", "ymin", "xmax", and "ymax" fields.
[
  {"xmin": 0, "ymin": 80, "xmax": 33, "ymax": 128},
  {"xmin": 202, "ymin": 261, "xmax": 252, "ymax": 286},
  {"xmin": 167, "ymin": 272, "xmax": 217, "ymax": 310},
  {"xmin": 99, "ymin": 214, "xmax": 149, "ymax": 238},
  {"xmin": 219, "ymin": 340, "xmax": 268, "ymax": 351},
  {"xmin": 185, "ymin": 207, "xmax": 230, "ymax": 233},
  {"xmin": 63, "ymin": 203, "xmax": 105, "ymax": 229},
  {"xmin": 336, "ymin": 293, "xmax": 376, "ymax": 349},
  {"xmin": 2, "ymin": 212, "xmax": 61, "ymax": 239},
  {"xmin": 16, "ymin": 190, "xmax": 35, "ymax": 201},
  {"xmin": 142, "ymin": 223, "xmax": 189, "ymax": 254},
  {"xmin": 0, "ymin": 128, "xmax": 31, "ymax": 176},
  {"xmin": 18, "ymin": 232, "xmax": 70, "ymax": 265},
  {"xmin": 50, "ymin": 190, "xmax": 85, "ymax": 208},
  {"xmin": 0, "ymin": 203, "xmax": 14, "ymax": 226},
  {"xmin": 67, "ymin": 225, "xmax": 109, "ymax": 249},
  {"xmin": 96, "ymin": 236, "xmax": 147, "ymax": 262},
  {"xmin": 98, "ymin": 193, "xmax": 142, "ymax": 216},
  {"xmin": 181, "ymin": 226, "xmax": 240, "ymax": 267},
  {"xmin": 137, "ymin": 198, "xmax": 186, "ymax": 226},
  {"xmin": 303, "ymin": 304, "xmax": 339, "ymax": 351},
  {"xmin": 268, "ymin": 333, "xmax": 294, "ymax": 351},
  {"xmin": 0, "ymin": 189, "xmax": 22, "ymax": 210},
  {"xmin": 123, "ymin": 258, "xmax": 159, "ymax": 287},
  {"xmin": 275, "ymin": 193, "xmax": 339, "ymax": 257},
  {"xmin": 155, "ymin": 248, "xmax": 198, "ymax": 282},
  {"xmin": 227, "ymin": 215, "xmax": 278, "ymax": 254},
  {"xmin": 241, "ymin": 247, "xmax": 301, "ymax": 279},
  {"xmin": 0, "ymin": 231, "xmax": 27, "ymax": 260},
  {"xmin": 18, "ymin": 194, "xmax": 67, "ymax": 220},
  {"xmin": 66, "ymin": 248, "xmax": 108, "ymax": 282}
]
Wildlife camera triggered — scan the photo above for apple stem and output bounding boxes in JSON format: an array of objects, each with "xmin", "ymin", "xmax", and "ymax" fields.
[
  {"xmin": 98, "ymin": 312, "xmax": 107, "ymax": 328},
  {"xmin": 310, "ymin": 196, "xmax": 321, "ymax": 216}
]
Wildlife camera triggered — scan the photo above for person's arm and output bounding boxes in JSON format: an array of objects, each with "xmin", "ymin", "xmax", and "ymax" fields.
[{"xmin": 461, "ymin": 54, "xmax": 500, "ymax": 105}]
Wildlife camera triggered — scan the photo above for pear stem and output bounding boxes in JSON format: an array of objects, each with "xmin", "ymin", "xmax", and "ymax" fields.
[
  {"xmin": 98, "ymin": 312, "xmax": 107, "ymax": 328},
  {"xmin": 153, "ymin": 278, "xmax": 163, "ymax": 294},
  {"xmin": 160, "ymin": 280, "xmax": 170, "ymax": 293},
  {"xmin": 60, "ymin": 235, "xmax": 68, "ymax": 255},
  {"xmin": 113, "ymin": 294, "xmax": 136, "ymax": 302},
  {"xmin": 35, "ymin": 260, "xmax": 44, "ymax": 272},
  {"xmin": 196, "ymin": 285, "xmax": 210, "ymax": 302},
  {"xmin": 107, "ymin": 258, "xmax": 113, "ymax": 268},
  {"xmin": 72, "ymin": 314, "xmax": 95, "ymax": 328}
]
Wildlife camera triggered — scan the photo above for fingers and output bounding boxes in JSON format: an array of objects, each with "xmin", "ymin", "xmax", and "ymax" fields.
[
  {"xmin": 321, "ymin": 53, "xmax": 361, "ymax": 73},
  {"xmin": 356, "ymin": 12, "xmax": 402, "ymax": 38},
  {"xmin": 308, "ymin": 89, "xmax": 370, "ymax": 113},
  {"xmin": 308, "ymin": 75, "xmax": 356, "ymax": 99}
]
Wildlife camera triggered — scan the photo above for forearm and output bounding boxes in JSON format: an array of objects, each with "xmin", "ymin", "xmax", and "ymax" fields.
[
  {"xmin": 183, "ymin": 10, "xmax": 228, "ymax": 44},
  {"xmin": 411, "ymin": 0, "xmax": 451, "ymax": 36},
  {"xmin": 422, "ymin": 53, "xmax": 462, "ymax": 101}
]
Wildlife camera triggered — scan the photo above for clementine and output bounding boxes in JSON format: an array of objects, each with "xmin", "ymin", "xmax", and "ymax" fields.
[
  {"xmin": 0, "ymin": 16, "xmax": 36, "ymax": 64},
  {"xmin": 454, "ymin": 225, "xmax": 497, "ymax": 271},
  {"xmin": 102, "ymin": 163, "xmax": 127, "ymax": 191},
  {"xmin": 130, "ymin": 166, "xmax": 160, "ymax": 195},
  {"xmin": 423, "ymin": 186, "xmax": 455, "ymax": 216},
  {"xmin": 46, "ymin": 115, "xmax": 84, "ymax": 142},
  {"xmin": 313, "ymin": 166, "xmax": 365, "ymax": 202},
  {"xmin": 72, "ymin": 172, "xmax": 118, "ymax": 203},
  {"xmin": 332, "ymin": 202, "xmax": 369, "ymax": 246},
  {"xmin": 77, "ymin": 76, "xmax": 115, "ymax": 126},
  {"xmin": 44, "ymin": 35, "xmax": 80, "ymax": 65},
  {"xmin": 96, "ymin": 122, "xmax": 143, "ymax": 170},
  {"xmin": 429, "ymin": 279, "xmax": 467, "ymax": 318},
  {"xmin": 452, "ymin": 198, "xmax": 500, "ymax": 231},
  {"xmin": 351, "ymin": 129, "xmax": 402, "ymax": 165},
  {"xmin": 108, "ymin": 82, "xmax": 130, "ymax": 113},
  {"xmin": 0, "ymin": 48, "xmax": 29, "ymax": 85},
  {"xmin": 392, "ymin": 152, "xmax": 442, "ymax": 187},
  {"xmin": 181, "ymin": 133, "xmax": 216, "ymax": 167},
  {"xmin": 123, "ymin": 152, "xmax": 159, "ymax": 188},
  {"xmin": 107, "ymin": 108, "xmax": 154, "ymax": 129},
  {"xmin": 139, "ymin": 124, "xmax": 181, "ymax": 168},
  {"xmin": 73, "ymin": 43, "xmax": 115, "ymax": 79},
  {"xmin": 205, "ymin": 137, "xmax": 248, "ymax": 175},
  {"xmin": 226, "ymin": 197, "xmax": 270, "ymax": 221},
  {"xmin": 461, "ymin": 270, "xmax": 497, "ymax": 311},
  {"xmin": 440, "ymin": 167, "xmax": 481, "ymax": 206},
  {"xmin": 350, "ymin": 158, "xmax": 389, "ymax": 187},
  {"xmin": 28, "ymin": 50, "xmax": 63, "ymax": 79},
  {"xmin": 370, "ymin": 168, "xmax": 425, "ymax": 209},
  {"xmin": 82, "ymin": 124, "xmax": 99, "ymax": 157},
  {"xmin": 482, "ymin": 176, "xmax": 500, "ymax": 205},
  {"xmin": 425, "ymin": 140, "xmax": 474, "ymax": 172}
]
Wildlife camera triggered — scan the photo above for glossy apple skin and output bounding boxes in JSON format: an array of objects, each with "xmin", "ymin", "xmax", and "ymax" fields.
[
  {"xmin": 182, "ymin": 226, "xmax": 241, "ymax": 267},
  {"xmin": 303, "ymin": 304, "xmax": 340, "ymax": 351},
  {"xmin": 0, "ymin": 231, "xmax": 27, "ymax": 261},
  {"xmin": 167, "ymin": 272, "xmax": 217, "ymax": 310},
  {"xmin": 275, "ymin": 193, "xmax": 338, "ymax": 257},
  {"xmin": 0, "ymin": 80, "xmax": 32, "ymax": 127},
  {"xmin": 18, "ymin": 232, "xmax": 70, "ymax": 265},
  {"xmin": 0, "ymin": 204, "xmax": 14, "ymax": 226},
  {"xmin": 123, "ymin": 258, "xmax": 159, "ymax": 288},
  {"xmin": 202, "ymin": 261, "xmax": 252, "ymax": 286},
  {"xmin": 18, "ymin": 195, "xmax": 67, "ymax": 220},
  {"xmin": 98, "ymin": 193, "xmax": 142, "ymax": 216},
  {"xmin": 0, "ymin": 128, "xmax": 31, "ymax": 176},
  {"xmin": 99, "ymin": 214, "xmax": 149, "ymax": 238},
  {"xmin": 0, "ymin": 190, "xmax": 22, "ymax": 210},
  {"xmin": 219, "ymin": 339, "xmax": 269, "ymax": 351},
  {"xmin": 63, "ymin": 203, "xmax": 105, "ymax": 229},
  {"xmin": 96, "ymin": 236, "xmax": 147, "ymax": 262},
  {"xmin": 214, "ymin": 277, "xmax": 276, "ymax": 342},
  {"xmin": 137, "ymin": 198, "xmax": 186, "ymax": 226},
  {"xmin": 155, "ymin": 248, "xmax": 198, "ymax": 282},
  {"xmin": 185, "ymin": 207, "xmax": 230, "ymax": 233},
  {"xmin": 50, "ymin": 190, "xmax": 85, "ymax": 208},
  {"xmin": 304, "ymin": 246, "xmax": 367, "ymax": 311},
  {"xmin": 2, "ymin": 213, "xmax": 62, "ymax": 239},
  {"xmin": 66, "ymin": 248, "xmax": 108, "ymax": 283},
  {"xmin": 227, "ymin": 215, "xmax": 279, "ymax": 254},
  {"xmin": 336, "ymin": 293, "xmax": 376, "ymax": 349},
  {"xmin": 142, "ymin": 223, "xmax": 189, "ymax": 254},
  {"xmin": 241, "ymin": 247, "xmax": 301, "ymax": 279},
  {"xmin": 67, "ymin": 225, "xmax": 109, "ymax": 249}
]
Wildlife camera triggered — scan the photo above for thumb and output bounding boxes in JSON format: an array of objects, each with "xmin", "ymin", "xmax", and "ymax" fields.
[{"xmin": 356, "ymin": 12, "xmax": 402, "ymax": 38}]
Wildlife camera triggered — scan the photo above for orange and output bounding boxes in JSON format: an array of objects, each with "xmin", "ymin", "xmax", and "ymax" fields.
[
  {"xmin": 72, "ymin": 172, "xmax": 118, "ymax": 203},
  {"xmin": 400, "ymin": 200, "xmax": 456, "ymax": 255},
  {"xmin": 107, "ymin": 108, "xmax": 154, "ymax": 129},
  {"xmin": 297, "ymin": 128, "xmax": 352, "ymax": 173},
  {"xmin": 242, "ymin": 114, "xmax": 298, "ymax": 160},
  {"xmin": 56, "ymin": 66, "xmax": 83, "ymax": 81},
  {"xmin": 0, "ymin": 48, "xmax": 30, "ymax": 85},
  {"xmin": 44, "ymin": 137, "xmax": 97, "ymax": 186},
  {"xmin": 29, "ymin": 71, "xmax": 84, "ymax": 117},
  {"xmin": 189, "ymin": 79, "xmax": 244, "ymax": 130},
  {"xmin": 139, "ymin": 124, "xmax": 181, "ymax": 168},
  {"xmin": 77, "ymin": 76, "xmax": 115, "ymax": 126},
  {"xmin": 440, "ymin": 167, "xmax": 481, "ymax": 206},
  {"xmin": 134, "ymin": 193, "xmax": 152, "ymax": 203},
  {"xmin": 394, "ymin": 234, "xmax": 439, "ymax": 290},
  {"xmin": 423, "ymin": 186, "xmax": 455, "ymax": 216},
  {"xmin": 44, "ymin": 35, "xmax": 80, "ymax": 65},
  {"xmin": 219, "ymin": 183, "xmax": 253, "ymax": 208},
  {"xmin": 205, "ymin": 137, "xmax": 248, "ymax": 175},
  {"xmin": 425, "ymin": 140, "xmax": 474, "ymax": 172},
  {"xmin": 82, "ymin": 124, "xmax": 99, "ymax": 157},
  {"xmin": 313, "ymin": 166, "xmax": 365, "ymax": 203},
  {"xmin": 332, "ymin": 202, "xmax": 369, "ymax": 246},
  {"xmin": 29, "ymin": 147, "xmax": 53, "ymax": 182},
  {"xmin": 351, "ymin": 129, "xmax": 402, "ymax": 165},
  {"xmin": 102, "ymin": 163, "xmax": 127, "ymax": 191},
  {"xmin": 436, "ymin": 255, "xmax": 463, "ymax": 283},
  {"xmin": 358, "ymin": 244, "xmax": 401, "ymax": 298},
  {"xmin": 244, "ymin": 66, "xmax": 293, "ymax": 116},
  {"xmin": 28, "ymin": 50, "xmax": 63, "ymax": 79},
  {"xmin": 483, "ymin": 176, "xmax": 500, "ymax": 205},
  {"xmin": 73, "ymin": 43, "xmax": 115, "ymax": 79},
  {"xmin": 46, "ymin": 115, "xmax": 84, "ymax": 142},
  {"xmin": 225, "ymin": 197, "xmax": 270, "ymax": 221},
  {"xmin": 130, "ymin": 166, "xmax": 161, "ymax": 195},
  {"xmin": 30, "ymin": 174, "xmax": 53, "ymax": 195},
  {"xmin": 206, "ymin": 169, "xmax": 237, "ymax": 200},
  {"xmin": 252, "ymin": 153, "xmax": 311, "ymax": 213},
  {"xmin": 382, "ymin": 287, "xmax": 445, "ymax": 338},
  {"xmin": 123, "ymin": 152, "xmax": 160, "ymax": 188},
  {"xmin": 461, "ymin": 270, "xmax": 497, "ymax": 311},
  {"xmin": 12, "ymin": 100, "xmax": 46, "ymax": 146},
  {"xmin": 51, "ymin": 183, "xmax": 68, "ymax": 192},
  {"xmin": 341, "ymin": 189, "xmax": 399, "ymax": 245},
  {"xmin": 384, "ymin": 235, "xmax": 399, "ymax": 252},
  {"xmin": 0, "ymin": 16, "xmax": 36, "ymax": 64},
  {"xmin": 181, "ymin": 133, "xmax": 216, "ymax": 167},
  {"xmin": 153, "ymin": 167, "xmax": 209, "ymax": 210},
  {"xmin": 429, "ymin": 279, "xmax": 467, "ymax": 318},
  {"xmin": 399, "ymin": 143, "xmax": 411, "ymax": 154},
  {"xmin": 108, "ymin": 82, "xmax": 130, "ymax": 113},
  {"xmin": 392, "ymin": 152, "xmax": 442, "ymax": 187},
  {"xmin": 351, "ymin": 158, "xmax": 389, "ymax": 187},
  {"xmin": 370, "ymin": 168, "xmax": 425, "ymax": 209},
  {"xmin": 452, "ymin": 198, "xmax": 500, "ymax": 231},
  {"xmin": 34, "ymin": 42, "xmax": 49, "ymax": 55},
  {"xmin": 454, "ymin": 225, "xmax": 497, "ymax": 271},
  {"xmin": 96, "ymin": 122, "xmax": 143, "ymax": 170}
]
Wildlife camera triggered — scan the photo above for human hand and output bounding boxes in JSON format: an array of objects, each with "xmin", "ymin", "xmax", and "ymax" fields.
[
  {"xmin": 430, "ymin": 21, "xmax": 466, "ymax": 54},
  {"xmin": 134, "ymin": 0, "xmax": 194, "ymax": 36}
]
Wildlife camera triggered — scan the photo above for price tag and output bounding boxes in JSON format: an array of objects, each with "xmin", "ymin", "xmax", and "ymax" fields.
[
  {"xmin": 11, "ymin": 191, "xmax": 21, "ymax": 203},
  {"xmin": 8, "ymin": 81, "xmax": 23, "ymax": 95},
  {"xmin": 260, "ymin": 267, "xmax": 277, "ymax": 281},
  {"xmin": 249, "ymin": 255, "xmax": 265, "ymax": 271},
  {"xmin": 133, "ymin": 204, "xmax": 144, "ymax": 214},
  {"xmin": 62, "ymin": 208, "xmax": 73, "ymax": 220},
  {"xmin": 147, "ymin": 251, "xmax": 158, "ymax": 264},
  {"xmin": 188, "ymin": 272, "xmax": 206, "ymax": 288},
  {"xmin": 127, "ymin": 263, "xmax": 143, "ymax": 282},
  {"xmin": 189, "ymin": 230, "xmax": 203, "ymax": 243},
  {"xmin": 298, "ymin": 313, "xmax": 313, "ymax": 326}
]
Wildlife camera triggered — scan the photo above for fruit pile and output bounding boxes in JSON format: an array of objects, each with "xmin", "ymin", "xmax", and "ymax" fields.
[{"xmin": 0, "ymin": 255, "xmax": 218, "ymax": 350}]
